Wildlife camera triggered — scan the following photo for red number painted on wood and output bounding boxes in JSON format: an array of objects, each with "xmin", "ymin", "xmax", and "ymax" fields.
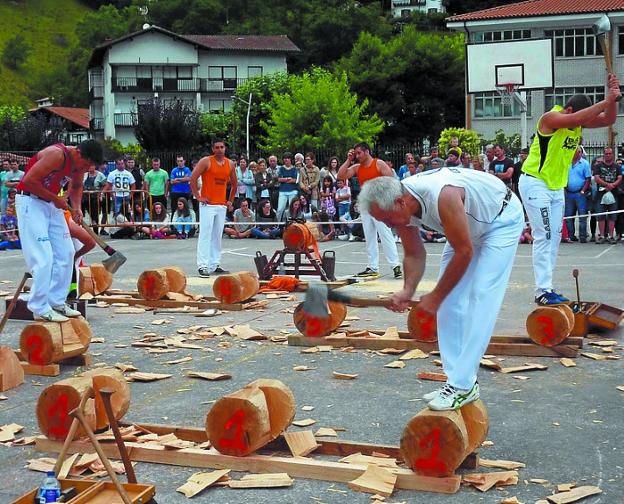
[
  {"xmin": 417, "ymin": 311, "xmax": 435, "ymax": 340},
  {"xmin": 218, "ymin": 409, "xmax": 248, "ymax": 452},
  {"xmin": 219, "ymin": 281, "xmax": 233, "ymax": 302},
  {"xmin": 306, "ymin": 316, "xmax": 324, "ymax": 337},
  {"xmin": 144, "ymin": 273, "xmax": 156, "ymax": 298},
  {"xmin": 413, "ymin": 428, "xmax": 447, "ymax": 474},
  {"xmin": 48, "ymin": 393, "xmax": 71, "ymax": 439},
  {"xmin": 26, "ymin": 334, "xmax": 44, "ymax": 365},
  {"xmin": 537, "ymin": 315, "xmax": 556, "ymax": 344}
]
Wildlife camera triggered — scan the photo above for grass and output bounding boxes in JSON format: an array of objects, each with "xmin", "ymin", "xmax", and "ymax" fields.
[{"xmin": 0, "ymin": 0, "xmax": 90, "ymax": 108}]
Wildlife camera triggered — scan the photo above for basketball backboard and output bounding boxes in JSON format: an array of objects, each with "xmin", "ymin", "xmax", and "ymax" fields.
[{"xmin": 466, "ymin": 38, "xmax": 554, "ymax": 94}]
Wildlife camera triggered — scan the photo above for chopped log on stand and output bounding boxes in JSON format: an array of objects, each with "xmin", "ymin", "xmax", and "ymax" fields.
[
  {"xmin": 0, "ymin": 345, "xmax": 24, "ymax": 391},
  {"xmin": 79, "ymin": 263, "xmax": 113, "ymax": 295},
  {"xmin": 213, "ymin": 271, "xmax": 260, "ymax": 304},
  {"xmin": 526, "ymin": 305, "xmax": 573, "ymax": 347},
  {"xmin": 407, "ymin": 307, "xmax": 438, "ymax": 342},
  {"xmin": 206, "ymin": 379, "xmax": 296, "ymax": 456},
  {"xmin": 293, "ymin": 301, "xmax": 348, "ymax": 337},
  {"xmin": 19, "ymin": 317, "xmax": 91, "ymax": 366},
  {"xmin": 164, "ymin": 267, "xmax": 187, "ymax": 293},
  {"xmin": 400, "ymin": 400, "xmax": 489, "ymax": 477},
  {"xmin": 36, "ymin": 368, "xmax": 129, "ymax": 441},
  {"xmin": 137, "ymin": 269, "xmax": 170, "ymax": 300}
]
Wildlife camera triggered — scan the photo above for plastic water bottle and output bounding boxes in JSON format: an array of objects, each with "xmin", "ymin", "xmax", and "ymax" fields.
[{"xmin": 37, "ymin": 471, "xmax": 61, "ymax": 503}]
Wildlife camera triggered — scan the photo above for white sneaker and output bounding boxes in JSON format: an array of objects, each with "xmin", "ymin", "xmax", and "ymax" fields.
[
  {"xmin": 348, "ymin": 234, "xmax": 356, "ymax": 242},
  {"xmin": 52, "ymin": 304, "xmax": 81, "ymax": 318},
  {"xmin": 423, "ymin": 384, "xmax": 450, "ymax": 402},
  {"xmin": 428, "ymin": 382, "xmax": 480, "ymax": 411},
  {"xmin": 36, "ymin": 310, "xmax": 69, "ymax": 323}
]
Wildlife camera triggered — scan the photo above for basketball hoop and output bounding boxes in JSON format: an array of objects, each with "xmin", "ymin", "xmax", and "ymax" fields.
[{"xmin": 496, "ymin": 83, "xmax": 518, "ymax": 107}]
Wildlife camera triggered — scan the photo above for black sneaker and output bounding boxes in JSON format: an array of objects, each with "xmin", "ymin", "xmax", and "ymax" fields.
[
  {"xmin": 198, "ymin": 268, "xmax": 211, "ymax": 277},
  {"xmin": 212, "ymin": 266, "xmax": 229, "ymax": 274},
  {"xmin": 393, "ymin": 265, "xmax": 402, "ymax": 279},
  {"xmin": 356, "ymin": 267, "xmax": 379, "ymax": 278}
]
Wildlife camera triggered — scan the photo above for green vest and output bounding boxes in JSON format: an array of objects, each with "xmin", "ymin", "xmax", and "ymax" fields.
[{"xmin": 522, "ymin": 105, "xmax": 582, "ymax": 190}]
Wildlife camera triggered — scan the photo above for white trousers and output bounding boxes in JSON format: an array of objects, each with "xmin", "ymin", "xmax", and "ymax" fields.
[
  {"xmin": 360, "ymin": 210, "xmax": 400, "ymax": 271},
  {"xmin": 197, "ymin": 203, "xmax": 226, "ymax": 271},
  {"xmin": 15, "ymin": 195, "xmax": 74, "ymax": 316},
  {"xmin": 437, "ymin": 195, "xmax": 524, "ymax": 390},
  {"xmin": 518, "ymin": 174, "xmax": 564, "ymax": 295}
]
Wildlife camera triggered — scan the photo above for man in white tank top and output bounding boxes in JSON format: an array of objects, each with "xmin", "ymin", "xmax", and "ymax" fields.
[{"xmin": 358, "ymin": 168, "xmax": 524, "ymax": 410}]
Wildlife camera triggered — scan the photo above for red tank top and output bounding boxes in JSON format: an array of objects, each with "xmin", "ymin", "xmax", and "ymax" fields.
[
  {"xmin": 17, "ymin": 144, "xmax": 72, "ymax": 194},
  {"xmin": 357, "ymin": 158, "xmax": 380, "ymax": 186}
]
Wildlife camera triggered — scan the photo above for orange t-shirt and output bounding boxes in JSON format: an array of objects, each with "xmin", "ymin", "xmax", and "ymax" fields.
[
  {"xmin": 200, "ymin": 156, "xmax": 231, "ymax": 205},
  {"xmin": 357, "ymin": 158, "xmax": 380, "ymax": 186}
]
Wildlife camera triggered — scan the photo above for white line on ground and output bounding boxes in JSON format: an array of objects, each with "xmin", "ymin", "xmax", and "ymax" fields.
[{"xmin": 593, "ymin": 245, "xmax": 616, "ymax": 259}]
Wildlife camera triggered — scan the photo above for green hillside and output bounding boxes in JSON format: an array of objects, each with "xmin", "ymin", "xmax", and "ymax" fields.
[{"xmin": 0, "ymin": 0, "xmax": 90, "ymax": 108}]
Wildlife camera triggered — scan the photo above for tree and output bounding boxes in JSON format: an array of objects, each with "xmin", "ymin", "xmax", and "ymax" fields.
[
  {"xmin": 132, "ymin": 98, "xmax": 202, "ymax": 151},
  {"xmin": 438, "ymin": 128, "xmax": 481, "ymax": 157},
  {"xmin": 0, "ymin": 113, "xmax": 63, "ymax": 151},
  {"xmin": 484, "ymin": 129, "xmax": 521, "ymax": 157},
  {"xmin": 2, "ymin": 35, "xmax": 31, "ymax": 70},
  {"xmin": 260, "ymin": 68, "xmax": 383, "ymax": 153},
  {"xmin": 340, "ymin": 26, "xmax": 465, "ymax": 144},
  {"xmin": 199, "ymin": 112, "xmax": 235, "ymax": 143}
]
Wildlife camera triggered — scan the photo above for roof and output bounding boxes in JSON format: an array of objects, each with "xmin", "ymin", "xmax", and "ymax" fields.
[
  {"xmin": 30, "ymin": 107, "xmax": 90, "ymax": 129},
  {"xmin": 183, "ymin": 34, "xmax": 300, "ymax": 53},
  {"xmin": 89, "ymin": 25, "xmax": 299, "ymax": 67},
  {"xmin": 447, "ymin": 0, "xmax": 624, "ymax": 23}
]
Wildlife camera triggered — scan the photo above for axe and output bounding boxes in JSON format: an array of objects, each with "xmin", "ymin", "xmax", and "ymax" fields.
[
  {"xmin": 82, "ymin": 224, "xmax": 127, "ymax": 274},
  {"xmin": 593, "ymin": 14, "xmax": 622, "ymax": 101}
]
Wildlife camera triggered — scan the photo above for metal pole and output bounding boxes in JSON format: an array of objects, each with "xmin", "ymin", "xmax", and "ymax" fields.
[{"xmin": 246, "ymin": 93, "xmax": 252, "ymax": 158}]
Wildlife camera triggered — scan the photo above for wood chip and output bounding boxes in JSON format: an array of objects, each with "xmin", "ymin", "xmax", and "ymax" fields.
[
  {"xmin": 529, "ymin": 478, "xmax": 549, "ymax": 484},
  {"xmin": 114, "ymin": 307, "xmax": 146, "ymax": 314},
  {"xmin": 417, "ymin": 372, "xmax": 447, "ymax": 382},
  {"xmin": 57, "ymin": 453, "xmax": 79, "ymax": 479},
  {"xmin": 617, "ymin": 385, "xmax": 624, "ymax": 392},
  {"xmin": 176, "ymin": 469, "xmax": 231, "ymax": 498},
  {"xmin": 479, "ymin": 458, "xmax": 526, "ymax": 470},
  {"xmin": 333, "ymin": 372, "xmax": 358, "ymax": 380},
  {"xmin": 292, "ymin": 418, "xmax": 316, "ymax": 427},
  {"xmin": 463, "ymin": 470, "xmax": 519, "ymax": 492},
  {"xmin": 283, "ymin": 430, "xmax": 319, "ymax": 457},
  {"xmin": 0, "ymin": 423, "xmax": 24, "ymax": 442},
  {"xmin": 164, "ymin": 356, "xmax": 193, "ymax": 365},
  {"xmin": 186, "ymin": 371, "xmax": 232, "ymax": 381},
  {"xmin": 26, "ymin": 457, "xmax": 56, "ymax": 473},
  {"xmin": 546, "ymin": 486, "xmax": 602, "ymax": 503},
  {"xmin": 302, "ymin": 405, "xmax": 315, "ymax": 411},
  {"xmin": 381, "ymin": 326, "xmax": 400, "ymax": 339},
  {"xmin": 233, "ymin": 324, "xmax": 267, "ymax": 341},
  {"xmin": 501, "ymin": 498, "xmax": 523, "ymax": 504},
  {"xmin": 158, "ymin": 433, "xmax": 196, "ymax": 450},
  {"xmin": 208, "ymin": 326, "xmax": 226, "ymax": 336},
  {"xmin": 384, "ymin": 360, "xmax": 406, "ymax": 369},
  {"xmin": 348, "ymin": 465, "xmax": 397, "ymax": 497},
  {"xmin": 499, "ymin": 363, "xmax": 548, "ymax": 374},
  {"xmin": 91, "ymin": 337, "xmax": 105, "ymax": 343},
  {"xmin": 581, "ymin": 352, "xmax": 607, "ymax": 361},
  {"xmin": 340, "ymin": 453, "xmax": 398, "ymax": 468},
  {"xmin": 314, "ymin": 428, "xmax": 338, "ymax": 437},
  {"xmin": 114, "ymin": 363, "xmax": 138, "ymax": 372},
  {"xmin": 151, "ymin": 319, "xmax": 169, "ymax": 325},
  {"xmin": 229, "ymin": 473, "xmax": 294, "ymax": 489},
  {"xmin": 557, "ymin": 483, "xmax": 576, "ymax": 492},
  {"xmin": 378, "ymin": 348, "xmax": 405, "ymax": 355},
  {"xmin": 0, "ymin": 395, "xmax": 7, "ymax": 401},
  {"xmin": 560, "ymin": 358, "xmax": 577, "ymax": 368},
  {"xmin": 399, "ymin": 349, "xmax": 428, "ymax": 360},
  {"xmin": 588, "ymin": 340, "xmax": 617, "ymax": 347},
  {"xmin": 126, "ymin": 372, "xmax": 172, "ymax": 382}
]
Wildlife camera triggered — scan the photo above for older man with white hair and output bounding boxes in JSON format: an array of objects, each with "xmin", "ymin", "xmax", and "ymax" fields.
[{"xmin": 358, "ymin": 167, "xmax": 523, "ymax": 410}]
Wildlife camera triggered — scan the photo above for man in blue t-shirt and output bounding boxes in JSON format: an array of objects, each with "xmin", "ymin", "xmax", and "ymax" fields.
[
  {"xmin": 170, "ymin": 155, "xmax": 193, "ymax": 211},
  {"xmin": 564, "ymin": 147, "xmax": 591, "ymax": 243}
]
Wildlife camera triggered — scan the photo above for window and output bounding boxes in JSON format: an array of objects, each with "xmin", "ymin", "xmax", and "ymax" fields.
[
  {"xmin": 544, "ymin": 86, "xmax": 604, "ymax": 111},
  {"xmin": 544, "ymin": 29, "xmax": 603, "ymax": 57},
  {"xmin": 472, "ymin": 30, "xmax": 531, "ymax": 44},
  {"xmin": 619, "ymin": 27, "xmax": 624, "ymax": 55},
  {"xmin": 208, "ymin": 66, "xmax": 237, "ymax": 79},
  {"xmin": 208, "ymin": 99, "xmax": 227, "ymax": 112},
  {"xmin": 248, "ymin": 66, "xmax": 262, "ymax": 78},
  {"xmin": 473, "ymin": 91, "xmax": 531, "ymax": 118}
]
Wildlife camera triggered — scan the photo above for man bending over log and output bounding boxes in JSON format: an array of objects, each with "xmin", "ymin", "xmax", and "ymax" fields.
[{"xmin": 358, "ymin": 168, "xmax": 523, "ymax": 410}]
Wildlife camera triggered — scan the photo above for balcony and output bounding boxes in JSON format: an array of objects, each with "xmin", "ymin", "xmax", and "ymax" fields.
[
  {"xmin": 90, "ymin": 85, "xmax": 103, "ymax": 99},
  {"xmin": 114, "ymin": 113, "xmax": 134, "ymax": 127},
  {"xmin": 90, "ymin": 118, "xmax": 104, "ymax": 130},
  {"xmin": 111, "ymin": 77, "xmax": 249, "ymax": 93},
  {"xmin": 393, "ymin": 0, "xmax": 426, "ymax": 5},
  {"xmin": 202, "ymin": 78, "xmax": 247, "ymax": 93}
]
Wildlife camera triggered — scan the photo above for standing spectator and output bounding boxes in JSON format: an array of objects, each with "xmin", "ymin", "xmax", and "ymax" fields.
[
  {"xmin": 235, "ymin": 156, "xmax": 255, "ymax": 206},
  {"xmin": 144, "ymin": 158, "xmax": 169, "ymax": 211},
  {"xmin": 564, "ymin": 147, "xmax": 591, "ymax": 243},
  {"xmin": 227, "ymin": 199, "xmax": 255, "ymax": 239},
  {"xmin": 82, "ymin": 164, "xmax": 106, "ymax": 233},
  {"xmin": 617, "ymin": 156, "xmax": 624, "ymax": 240},
  {"xmin": 294, "ymin": 152, "xmax": 305, "ymax": 169},
  {"xmin": 422, "ymin": 146, "xmax": 440, "ymax": 171},
  {"xmin": 445, "ymin": 149, "xmax": 461, "ymax": 167},
  {"xmin": 460, "ymin": 152, "xmax": 474, "ymax": 169},
  {"xmin": 320, "ymin": 156, "xmax": 340, "ymax": 183},
  {"xmin": 266, "ymin": 155, "xmax": 280, "ymax": 209},
  {"xmin": 482, "ymin": 144, "xmax": 495, "ymax": 172},
  {"xmin": 171, "ymin": 196, "xmax": 196, "ymax": 239},
  {"xmin": 335, "ymin": 178, "xmax": 351, "ymax": 219},
  {"xmin": 190, "ymin": 139, "xmax": 237, "ymax": 277},
  {"xmin": 512, "ymin": 148, "xmax": 528, "ymax": 196},
  {"xmin": 2, "ymin": 160, "xmax": 24, "ymax": 205},
  {"xmin": 170, "ymin": 155, "xmax": 192, "ymax": 212},
  {"xmin": 127, "ymin": 156, "xmax": 144, "ymax": 191},
  {"xmin": 299, "ymin": 153, "xmax": 321, "ymax": 209},
  {"xmin": 105, "ymin": 158, "xmax": 135, "ymax": 218},
  {"xmin": 276, "ymin": 152, "xmax": 299, "ymax": 221},
  {"xmin": 255, "ymin": 158, "xmax": 273, "ymax": 204},
  {"xmin": 319, "ymin": 175, "xmax": 336, "ymax": 219},
  {"xmin": 489, "ymin": 144, "xmax": 515, "ymax": 186},
  {"xmin": 252, "ymin": 199, "xmax": 281, "ymax": 239},
  {"xmin": 472, "ymin": 154, "xmax": 485, "ymax": 172},
  {"xmin": 0, "ymin": 189, "xmax": 20, "ymax": 249},
  {"xmin": 594, "ymin": 146, "xmax": 622, "ymax": 243},
  {"xmin": 398, "ymin": 153, "xmax": 416, "ymax": 179},
  {"xmin": 0, "ymin": 158, "xmax": 10, "ymax": 215}
]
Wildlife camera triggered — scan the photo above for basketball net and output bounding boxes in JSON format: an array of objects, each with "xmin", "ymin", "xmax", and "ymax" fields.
[{"xmin": 496, "ymin": 83, "xmax": 518, "ymax": 107}]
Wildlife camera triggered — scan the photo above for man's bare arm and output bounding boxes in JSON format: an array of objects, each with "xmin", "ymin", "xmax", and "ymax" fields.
[
  {"xmin": 228, "ymin": 160, "xmax": 238, "ymax": 204},
  {"xmin": 376, "ymin": 159, "xmax": 395, "ymax": 177},
  {"xmin": 190, "ymin": 158, "xmax": 208, "ymax": 202},
  {"xmin": 496, "ymin": 167, "xmax": 514, "ymax": 181},
  {"xmin": 337, "ymin": 150, "xmax": 357, "ymax": 180}
]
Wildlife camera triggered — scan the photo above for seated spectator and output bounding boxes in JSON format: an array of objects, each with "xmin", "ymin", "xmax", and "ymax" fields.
[
  {"xmin": 172, "ymin": 197, "xmax": 196, "ymax": 239},
  {"xmin": 401, "ymin": 161, "xmax": 421, "ymax": 179},
  {"xmin": 284, "ymin": 197, "xmax": 305, "ymax": 221},
  {"xmin": 312, "ymin": 210, "xmax": 335, "ymax": 242},
  {"xmin": 0, "ymin": 189, "xmax": 20, "ymax": 250},
  {"xmin": 420, "ymin": 225, "xmax": 447, "ymax": 243},
  {"xmin": 397, "ymin": 153, "xmax": 416, "ymax": 179},
  {"xmin": 299, "ymin": 194, "xmax": 317, "ymax": 221},
  {"xmin": 319, "ymin": 176, "xmax": 336, "ymax": 218},
  {"xmin": 339, "ymin": 201, "xmax": 364, "ymax": 242},
  {"xmin": 520, "ymin": 223, "xmax": 534, "ymax": 244},
  {"xmin": 227, "ymin": 198, "xmax": 255, "ymax": 239},
  {"xmin": 251, "ymin": 199, "xmax": 281, "ymax": 239},
  {"xmin": 460, "ymin": 152, "xmax": 474, "ymax": 169},
  {"xmin": 130, "ymin": 200, "xmax": 150, "ymax": 239},
  {"xmin": 141, "ymin": 201, "xmax": 171, "ymax": 239},
  {"xmin": 223, "ymin": 200, "xmax": 237, "ymax": 237}
]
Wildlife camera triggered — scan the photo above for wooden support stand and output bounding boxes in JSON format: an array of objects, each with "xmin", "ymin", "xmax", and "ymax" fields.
[
  {"xmin": 256, "ymin": 248, "xmax": 336, "ymax": 281},
  {"xmin": 17, "ymin": 353, "xmax": 93, "ymax": 377},
  {"xmin": 5, "ymin": 299, "xmax": 87, "ymax": 321}
]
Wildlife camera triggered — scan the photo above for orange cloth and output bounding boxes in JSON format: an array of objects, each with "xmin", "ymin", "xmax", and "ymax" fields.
[
  {"xmin": 200, "ymin": 155, "xmax": 231, "ymax": 205},
  {"xmin": 258, "ymin": 276, "xmax": 302, "ymax": 292},
  {"xmin": 357, "ymin": 158, "xmax": 380, "ymax": 186}
]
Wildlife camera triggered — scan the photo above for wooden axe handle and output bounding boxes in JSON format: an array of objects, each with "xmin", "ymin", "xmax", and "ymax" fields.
[
  {"xmin": 82, "ymin": 223, "xmax": 117, "ymax": 256},
  {"xmin": 331, "ymin": 293, "xmax": 419, "ymax": 310}
]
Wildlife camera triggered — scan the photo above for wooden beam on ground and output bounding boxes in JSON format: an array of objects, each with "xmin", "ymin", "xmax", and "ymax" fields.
[
  {"xmin": 35, "ymin": 436, "xmax": 461, "ymax": 494},
  {"xmin": 92, "ymin": 296, "xmax": 244, "ymax": 311},
  {"xmin": 287, "ymin": 333, "xmax": 582, "ymax": 358}
]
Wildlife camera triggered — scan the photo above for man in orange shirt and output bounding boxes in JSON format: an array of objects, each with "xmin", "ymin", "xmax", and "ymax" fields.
[
  {"xmin": 338, "ymin": 142, "xmax": 402, "ymax": 278},
  {"xmin": 190, "ymin": 139, "xmax": 238, "ymax": 277}
]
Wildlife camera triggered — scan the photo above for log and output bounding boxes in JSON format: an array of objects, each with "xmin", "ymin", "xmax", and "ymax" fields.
[
  {"xmin": 213, "ymin": 271, "xmax": 260, "ymax": 304},
  {"xmin": 0, "ymin": 345, "xmax": 24, "ymax": 391},
  {"xmin": 407, "ymin": 307, "xmax": 438, "ymax": 342},
  {"xmin": 246, "ymin": 379, "xmax": 296, "ymax": 438},
  {"xmin": 293, "ymin": 301, "xmax": 348, "ymax": 337},
  {"xmin": 90, "ymin": 263, "xmax": 113, "ymax": 295},
  {"xmin": 459, "ymin": 400, "xmax": 489, "ymax": 454},
  {"xmin": 283, "ymin": 222, "xmax": 317, "ymax": 251},
  {"xmin": 137, "ymin": 269, "xmax": 169, "ymax": 300},
  {"xmin": 80, "ymin": 368, "xmax": 131, "ymax": 431},
  {"xmin": 164, "ymin": 267, "xmax": 187, "ymax": 293},
  {"xmin": 19, "ymin": 317, "xmax": 92, "ymax": 365},
  {"xmin": 78, "ymin": 266, "xmax": 95, "ymax": 296},
  {"xmin": 526, "ymin": 306, "xmax": 572, "ymax": 347}
]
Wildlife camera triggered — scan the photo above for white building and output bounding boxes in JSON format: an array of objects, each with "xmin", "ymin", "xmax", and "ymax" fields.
[
  {"xmin": 391, "ymin": 0, "xmax": 445, "ymax": 18},
  {"xmin": 446, "ymin": 0, "xmax": 624, "ymax": 145},
  {"xmin": 87, "ymin": 25, "xmax": 300, "ymax": 145}
]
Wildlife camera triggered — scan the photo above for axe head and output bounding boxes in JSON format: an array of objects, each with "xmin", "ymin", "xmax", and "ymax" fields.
[
  {"xmin": 593, "ymin": 14, "xmax": 611, "ymax": 36},
  {"xmin": 102, "ymin": 250, "xmax": 127, "ymax": 274},
  {"xmin": 302, "ymin": 283, "xmax": 330, "ymax": 318}
]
